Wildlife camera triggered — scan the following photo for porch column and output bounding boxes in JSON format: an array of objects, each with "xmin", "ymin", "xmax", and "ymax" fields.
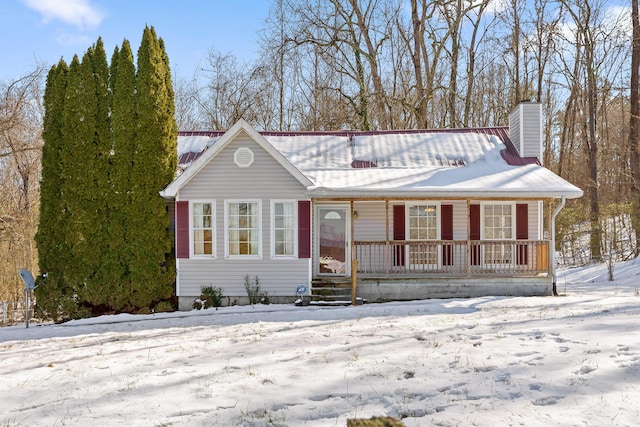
[
  {"xmin": 466, "ymin": 200, "xmax": 471, "ymax": 276},
  {"xmin": 385, "ymin": 200, "xmax": 390, "ymax": 274}
]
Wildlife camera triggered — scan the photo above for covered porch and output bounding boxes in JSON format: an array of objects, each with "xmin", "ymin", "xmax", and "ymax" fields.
[{"xmin": 311, "ymin": 198, "xmax": 558, "ymax": 301}]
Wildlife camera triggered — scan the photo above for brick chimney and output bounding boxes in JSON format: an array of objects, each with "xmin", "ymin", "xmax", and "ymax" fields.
[{"xmin": 509, "ymin": 102, "xmax": 542, "ymax": 164}]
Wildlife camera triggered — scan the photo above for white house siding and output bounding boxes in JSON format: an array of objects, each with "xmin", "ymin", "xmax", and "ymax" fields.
[{"xmin": 176, "ymin": 132, "xmax": 310, "ymax": 309}]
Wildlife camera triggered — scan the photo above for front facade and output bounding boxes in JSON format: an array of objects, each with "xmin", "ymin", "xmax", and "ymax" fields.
[{"xmin": 162, "ymin": 103, "xmax": 583, "ymax": 309}]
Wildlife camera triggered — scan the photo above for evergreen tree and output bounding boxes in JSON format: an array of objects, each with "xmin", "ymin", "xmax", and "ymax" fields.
[
  {"xmin": 129, "ymin": 26, "xmax": 177, "ymax": 308},
  {"xmin": 35, "ymin": 60, "xmax": 76, "ymax": 321},
  {"xmin": 84, "ymin": 38, "xmax": 113, "ymax": 307},
  {"xmin": 105, "ymin": 40, "xmax": 137, "ymax": 310},
  {"xmin": 37, "ymin": 30, "xmax": 178, "ymax": 318}
]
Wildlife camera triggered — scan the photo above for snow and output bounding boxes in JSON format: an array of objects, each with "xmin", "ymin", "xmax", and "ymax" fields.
[{"xmin": 2, "ymin": 259, "xmax": 639, "ymax": 426}]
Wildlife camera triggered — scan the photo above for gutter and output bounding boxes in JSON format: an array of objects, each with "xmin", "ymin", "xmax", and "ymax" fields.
[{"xmin": 550, "ymin": 196, "xmax": 566, "ymax": 296}]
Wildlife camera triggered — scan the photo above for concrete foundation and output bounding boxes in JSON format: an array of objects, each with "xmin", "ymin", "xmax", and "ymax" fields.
[{"xmin": 356, "ymin": 277, "xmax": 553, "ymax": 302}]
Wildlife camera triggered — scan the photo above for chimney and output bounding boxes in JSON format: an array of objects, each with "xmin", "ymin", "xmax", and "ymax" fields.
[{"xmin": 509, "ymin": 102, "xmax": 542, "ymax": 164}]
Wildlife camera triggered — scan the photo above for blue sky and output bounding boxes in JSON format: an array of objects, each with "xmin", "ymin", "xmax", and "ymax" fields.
[{"xmin": 0, "ymin": 0, "xmax": 271, "ymax": 81}]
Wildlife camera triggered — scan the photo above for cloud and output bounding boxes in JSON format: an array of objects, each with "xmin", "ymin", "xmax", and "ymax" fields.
[{"xmin": 23, "ymin": 0, "xmax": 104, "ymax": 29}]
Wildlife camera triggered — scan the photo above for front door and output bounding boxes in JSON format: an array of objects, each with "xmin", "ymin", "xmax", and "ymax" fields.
[{"xmin": 317, "ymin": 206, "xmax": 349, "ymax": 276}]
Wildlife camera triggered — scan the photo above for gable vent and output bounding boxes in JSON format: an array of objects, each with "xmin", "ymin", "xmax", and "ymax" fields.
[{"xmin": 234, "ymin": 147, "xmax": 254, "ymax": 168}]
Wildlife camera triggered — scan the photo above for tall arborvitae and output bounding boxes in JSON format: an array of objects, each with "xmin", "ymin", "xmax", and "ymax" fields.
[
  {"xmin": 59, "ymin": 53, "xmax": 97, "ymax": 314},
  {"xmin": 37, "ymin": 30, "xmax": 177, "ymax": 318},
  {"xmin": 35, "ymin": 60, "xmax": 76, "ymax": 321},
  {"xmin": 105, "ymin": 40, "xmax": 137, "ymax": 310},
  {"xmin": 84, "ymin": 38, "xmax": 113, "ymax": 307},
  {"xmin": 128, "ymin": 26, "xmax": 177, "ymax": 308}
]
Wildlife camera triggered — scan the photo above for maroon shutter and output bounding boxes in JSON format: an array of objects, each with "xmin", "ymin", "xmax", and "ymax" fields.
[
  {"xmin": 298, "ymin": 201, "xmax": 311, "ymax": 259},
  {"xmin": 470, "ymin": 204, "xmax": 481, "ymax": 265},
  {"xmin": 393, "ymin": 204, "xmax": 405, "ymax": 266},
  {"xmin": 441, "ymin": 204, "xmax": 453, "ymax": 266},
  {"xmin": 516, "ymin": 203, "xmax": 528, "ymax": 265},
  {"xmin": 176, "ymin": 201, "xmax": 189, "ymax": 259}
]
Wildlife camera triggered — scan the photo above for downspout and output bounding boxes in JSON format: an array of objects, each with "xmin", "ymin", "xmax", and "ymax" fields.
[{"xmin": 550, "ymin": 196, "xmax": 566, "ymax": 296}]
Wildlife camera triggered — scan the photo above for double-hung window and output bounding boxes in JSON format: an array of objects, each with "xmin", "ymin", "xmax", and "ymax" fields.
[
  {"xmin": 192, "ymin": 201, "xmax": 215, "ymax": 257},
  {"xmin": 271, "ymin": 200, "xmax": 297, "ymax": 258},
  {"xmin": 225, "ymin": 200, "xmax": 261, "ymax": 258},
  {"xmin": 482, "ymin": 202, "xmax": 514, "ymax": 264},
  {"xmin": 407, "ymin": 204, "xmax": 439, "ymax": 266}
]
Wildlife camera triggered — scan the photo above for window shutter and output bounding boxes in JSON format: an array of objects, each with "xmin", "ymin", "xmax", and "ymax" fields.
[
  {"xmin": 470, "ymin": 204, "xmax": 480, "ymax": 265},
  {"xmin": 441, "ymin": 204, "xmax": 453, "ymax": 266},
  {"xmin": 516, "ymin": 203, "xmax": 528, "ymax": 265},
  {"xmin": 298, "ymin": 201, "xmax": 311, "ymax": 259},
  {"xmin": 176, "ymin": 201, "xmax": 189, "ymax": 259},
  {"xmin": 393, "ymin": 204, "xmax": 405, "ymax": 266}
]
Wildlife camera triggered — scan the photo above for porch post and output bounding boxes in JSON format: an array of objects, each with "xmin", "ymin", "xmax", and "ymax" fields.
[
  {"xmin": 466, "ymin": 200, "xmax": 471, "ymax": 276},
  {"xmin": 350, "ymin": 200, "xmax": 357, "ymax": 304},
  {"xmin": 385, "ymin": 200, "xmax": 390, "ymax": 274}
]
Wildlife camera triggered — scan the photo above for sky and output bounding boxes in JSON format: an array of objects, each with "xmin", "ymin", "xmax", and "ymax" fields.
[
  {"xmin": 1, "ymin": 259, "xmax": 639, "ymax": 425},
  {"xmin": 0, "ymin": 0, "xmax": 272, "ymax": 81}
]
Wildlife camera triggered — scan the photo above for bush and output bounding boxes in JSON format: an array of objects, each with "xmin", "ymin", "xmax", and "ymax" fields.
[
  {"xmin": 154, "ymin": 301, "xmax": 174, "ymax": 313},
  {"xmin": 244, "ymin": 275, "xmax": 270, "ymax": 305},
  {"xmin": 193, "ymin": 285, "xmax": 224, "ymax": 310}
]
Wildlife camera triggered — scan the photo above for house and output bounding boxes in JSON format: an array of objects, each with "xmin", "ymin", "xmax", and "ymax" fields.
[{"xmin": 161, "ymin": 102, "xmax": 583, "ymax": 310}]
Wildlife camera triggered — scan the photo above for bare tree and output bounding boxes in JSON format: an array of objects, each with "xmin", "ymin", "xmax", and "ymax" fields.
[{"xmin": 0, "ymin": 66, "xmax": 45, "ymax": 302}]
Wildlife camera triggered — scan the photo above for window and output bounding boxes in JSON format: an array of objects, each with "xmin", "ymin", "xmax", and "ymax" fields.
[
  {"xmin": 192, "ymin": 202, "xmax": 214, "ymax": 256},
  {"xmin": 482, "ymin": 203, "xmax": 514, "ymax": 264},
  {"xmin": 407, "ymin": 204, "xmax": 439, "ymax": 265},
  {"xmin": 272, "ymin": 200, "xmax": 297, "ymax": 258},
  {"xmin": 225, "ymin": 200, "xmax": 261, "ymax": 258}
]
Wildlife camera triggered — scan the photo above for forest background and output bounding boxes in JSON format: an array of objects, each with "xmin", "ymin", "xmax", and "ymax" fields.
[{"xmin": 1, "ymin": 0, "xmax": 639, "ymax": 307}]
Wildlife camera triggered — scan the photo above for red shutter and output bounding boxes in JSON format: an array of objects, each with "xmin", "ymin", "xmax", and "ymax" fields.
[
  {"xmin": 393, "ymin": 204, "xmax": 405, "ymax": 266},
  {"xmin": 470, "ymin": 204, "xmax": 481, "ymax": 265},
  {"xmin": 441, "ymin": 204, "xmax": 453, "ymax": 266},
  {"xmin": 176, "ymin": 201, "xmax": 189, "ymax": 259},
  {"xmin": 298, "ymin": 201, "xmax": 311, "ymax": 259},
  {"xmin": 516, "ymin": 203, "xmax": 529, "ymax": 265}
]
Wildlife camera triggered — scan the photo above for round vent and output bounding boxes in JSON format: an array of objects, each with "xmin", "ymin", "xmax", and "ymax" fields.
[{"xmin": 234, "ymin": 147, "xmax": 254, "ymax": 168}]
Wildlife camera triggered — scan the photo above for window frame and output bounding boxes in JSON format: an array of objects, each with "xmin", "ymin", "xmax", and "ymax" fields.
[
  {"xmin": 405, "ymin": 202, "xmax": 441, "ymax": 267},
  {"xmin": 224, "ymin": 199, "xmax": 262, "ymax": 259},
  {"xmin": 271, "ymin": 200, "xmax": 298, "ymax": 259},
  {"xmin": 190, "ymin": 200, "xmax": 216, "ymax": 258},
  {"xmin": 480, "ymin": 201, "xmax": 516, "ymax": 265}
]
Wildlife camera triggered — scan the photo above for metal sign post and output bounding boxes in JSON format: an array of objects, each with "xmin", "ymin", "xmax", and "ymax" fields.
[{"xmin": 19, "ymin": 269, "xmax": 36, "ymax": 328}]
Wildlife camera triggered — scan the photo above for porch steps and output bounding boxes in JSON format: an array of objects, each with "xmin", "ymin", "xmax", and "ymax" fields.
[{"xmin": 304, "ymin": 279, "xmax": 367, "ymax": 306}]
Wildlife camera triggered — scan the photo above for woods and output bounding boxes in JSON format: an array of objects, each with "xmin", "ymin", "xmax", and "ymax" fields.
[{"xmin": 0, "ymin": 0, "xmax": 639, "ymax": 318}]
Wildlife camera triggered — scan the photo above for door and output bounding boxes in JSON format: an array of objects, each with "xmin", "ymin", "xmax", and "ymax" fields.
[{"xmin": 317, "ymin": 206, "xmax": 349, "ymax": 276}]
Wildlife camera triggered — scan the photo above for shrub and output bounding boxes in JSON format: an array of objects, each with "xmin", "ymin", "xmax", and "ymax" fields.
[
  {"xmin": 154, "ymin": 301, "xmax": 174, "ymax": 313},
  {"xmin": 244, "ymin": 275, "xmax": 270, "ymax": 305},
  {"xmin": 196, "ymin": 285, "xmax": 224, "ymax": 309}
]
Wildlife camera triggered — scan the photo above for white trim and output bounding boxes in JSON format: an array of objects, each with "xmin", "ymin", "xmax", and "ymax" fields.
[
  {"xmin": 405, "ymin": 202, "xmax": 442, "ymax": 241},
  {"xmin": 190, "ymin": 200, "xmax": 216, "ymax": 258},
  {"xmin": 479, "ymin": 201, "xmax": 516, "ymax": 241},
  {"xmin": 480, "ymin": 201, "xmax": 516, "ymax": 267},
  {"xmin": 270, "ymin": 200, "xmax": 298, "ymax": 260},
  {"xmin": 224, "ymin": 199, "xmax": 263, "ymax": 260},
  {"xmin": 405, "ymin": 202, "xmax": 442, "ymax": 268}
]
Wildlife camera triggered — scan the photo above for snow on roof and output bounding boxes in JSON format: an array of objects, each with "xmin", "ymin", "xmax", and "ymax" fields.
[{"xmin": 174, "ymin": 126, "xmax": 583, "ymax": 199}]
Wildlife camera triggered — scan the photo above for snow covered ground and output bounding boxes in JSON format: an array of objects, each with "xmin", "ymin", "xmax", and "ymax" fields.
[{"xmin": 1, "ymin": 259, "xmax": 639, "ymax": 426}]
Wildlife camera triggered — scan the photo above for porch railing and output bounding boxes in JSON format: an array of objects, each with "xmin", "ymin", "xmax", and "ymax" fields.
[{"xmin": 353, "ymin": 240, "xmax": 550, "ymax": 277}]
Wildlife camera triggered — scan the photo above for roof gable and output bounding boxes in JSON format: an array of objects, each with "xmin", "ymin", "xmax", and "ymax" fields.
[{"xmin": 161, "ymin": 120, "xmax": 312, "ymax": 198}]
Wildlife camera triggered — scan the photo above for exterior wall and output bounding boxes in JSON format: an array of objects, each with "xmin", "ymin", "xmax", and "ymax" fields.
[
  {"xmin": 176, "ymin": 131, "xmax": 310, "ymax": 309},
  {"xmin": 357, "ymin": 276, "xmax": 553, "ymax": 301}
]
